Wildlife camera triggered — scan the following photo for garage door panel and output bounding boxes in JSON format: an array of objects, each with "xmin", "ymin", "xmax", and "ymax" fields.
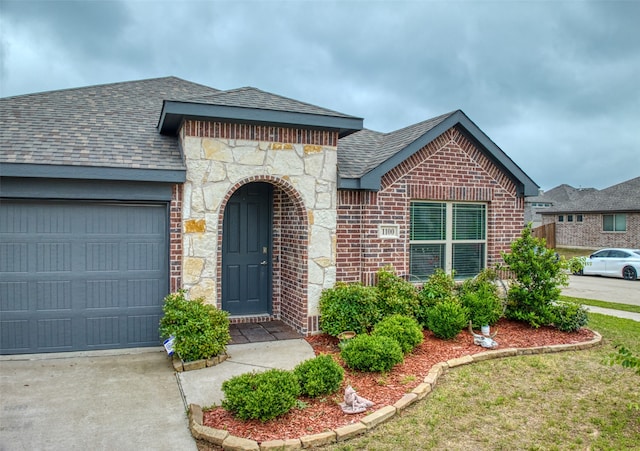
[
  {"xmin": 0, "ymin": 320, "xmax": 30, "ymax": 351},
  {"xmin": 0, "ymin": 201, "xmax": 168, "ymax": 354},
  {"xmin": 37, "ymin": 319, "xmax": 73, "ymax": 349},
  {"xmin": 0, "ymin": 242, "xmax": 28, "ymax": 272},
  {"xmin": 36, "ymin": 281, "xmax": 72, "ymax": 310},
  {"xmin": 128, "ymin": 315, "xmax": 161, "ymax": 345}
]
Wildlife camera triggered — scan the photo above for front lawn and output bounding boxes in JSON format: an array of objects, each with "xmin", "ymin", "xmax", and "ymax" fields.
[{"xmin": 324, "ymin": 313, "xmax": 640, "ymax": 451}]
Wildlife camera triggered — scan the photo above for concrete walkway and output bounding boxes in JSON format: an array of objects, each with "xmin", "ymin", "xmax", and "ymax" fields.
[
  {"xmin": 177, "ymin": 339, "xmax": 316, "ymax": 407},
  {"xmin": 583, "ymin": 305, "xmax": 640, "ymax": 322}
]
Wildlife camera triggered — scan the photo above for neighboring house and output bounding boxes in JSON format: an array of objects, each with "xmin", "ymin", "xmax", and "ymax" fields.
[
  {"xmin": 540, "ymin": 177, "xmax": 640, "ymax": 249},
  {"xmin": 525, "ymin": 184, "xmax": 596, "ymax": 228},
  {"xmin": 0, "ymin": 77, "xmax": 537, "ymax": 354}
]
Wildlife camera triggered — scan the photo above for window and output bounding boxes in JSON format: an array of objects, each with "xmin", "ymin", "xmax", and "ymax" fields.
[
  {"xmin": 576, "ymin": 214, "xmax": 583, "ymax": 222},
  {"xmin": 558, "ymin": 215, "xmax": 564, "ymax": 222},
  {"xmin": 603, "ymin": 214, "xmax": 626, "ymax": 232},
  {"xmin": 410, "ymin": 202, "xmax": 486, "ymax": 280},
  {"xmin": 567, "ymin": 214, "xmax": 573, "ymax": 222}
]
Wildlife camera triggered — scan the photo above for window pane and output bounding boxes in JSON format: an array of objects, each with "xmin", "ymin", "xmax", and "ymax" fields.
[
  {"xmin": 452, "ymin": 243, "xmax": 485, "ymax": 278},
  {"xmin": 559, "ymin": 215, "xmax": 564, "ymax": 222},
  {"xmin": 453, "ymin": 204, "xmax": 485, "ymax": 240},
  {"xmin": 411, "ymin": 202, "xmax": 445, "ymax": 240},
  {"xmin": 615, "ymin": 214, "xmax": 626, "ymax": 231},
  {"xmin": 603, "ymin": 215, "xmax": 613, "ymax": 231},
  {"xmin": 410, "ymin": 244, "xmax": 445, "ymax": 280}
]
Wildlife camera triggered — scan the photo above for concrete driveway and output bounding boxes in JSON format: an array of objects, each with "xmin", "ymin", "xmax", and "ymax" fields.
[
  {"xmin": 563, "ymin": 274, "xmax": 640, "ymax": 306},
  {"xmin": 0, "ymin": 348, "xmax": 196, "ymax": 451}
]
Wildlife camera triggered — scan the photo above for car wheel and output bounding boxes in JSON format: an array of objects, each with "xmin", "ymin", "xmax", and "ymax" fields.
[
  {"xmin": 622, "ymin": 266, "xmax": 637, "ymax": 280},
  {"xmin": 573, "ymin": 269, "xmax": 584, "ymax": 276}
]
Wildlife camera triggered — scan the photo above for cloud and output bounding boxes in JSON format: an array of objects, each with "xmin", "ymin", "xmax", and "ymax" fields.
[{"xmin": 1, "ymin": 0, "xmax": 638, "ymax": 190}]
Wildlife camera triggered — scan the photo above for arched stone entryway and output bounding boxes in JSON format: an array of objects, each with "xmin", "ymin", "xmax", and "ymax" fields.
[{"xmin": 217, "ymin": 176, "xmax": 310, "ymax": 333}]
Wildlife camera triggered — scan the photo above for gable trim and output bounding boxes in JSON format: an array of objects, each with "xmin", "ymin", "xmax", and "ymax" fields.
[{"xmin": 339, "ymin": 111, "xmax": 538, "ymax": 196}]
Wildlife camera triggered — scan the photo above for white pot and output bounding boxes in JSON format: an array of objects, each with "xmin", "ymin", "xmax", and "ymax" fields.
[{"xmin": 481, "ymin": 325, "xmax": 490, "ymax": 336}]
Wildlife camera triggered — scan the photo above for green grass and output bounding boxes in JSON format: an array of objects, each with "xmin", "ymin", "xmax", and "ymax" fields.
[
  {"xmin": 323, "ymin": 314, "xmax": 640, "ymax": 451},
  {"xmin": 561, "ymin": 295, "xmax": 640, "ymax": 315},
  {"xmin": 555, "ymin": 247, "xmax": 597, "ymax": 259}
]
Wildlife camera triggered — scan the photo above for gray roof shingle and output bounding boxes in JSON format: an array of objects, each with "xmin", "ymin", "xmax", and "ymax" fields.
[
  {"xmin": 338, "ymin": 111, "xmax": 455, "ymax": 178},
  {"xmin": 544, "ymin": 176, "xmax": 640, "ymax": 213},
  {"xmin": 0, "ymin": 77, "xmax": 220, "ymax": 171},
  {"xmin": 183, "ymin": 87, "xmax": 360, "ymax": 119}
]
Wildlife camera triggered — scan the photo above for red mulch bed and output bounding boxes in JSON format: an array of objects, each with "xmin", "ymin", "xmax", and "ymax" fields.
[{"xmin": 203, "ymin": 319, "xmax": 594, "ymax": 443}]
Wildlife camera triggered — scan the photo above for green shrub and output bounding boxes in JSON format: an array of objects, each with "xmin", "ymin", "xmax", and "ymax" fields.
[
  {"xmin": 294, "ymin": 354, "xmax": 344, "ymax": 398},
  {"xmin": 550, "ymin": 301, "xmax": 589, "ymax": 332},
  {"xmin": 501, "ymin": 225, "xmax": 572, "ymax": 328},
  {"xmin": 376, "ymin": 266, "xmax": 420, "ymax": 318},
  {"xmin": 416, "ymin": 269, "xmax": 457, "ymax": 326},
  {"xmin": 426, "ymin": 299, "xmax": 469, "ymax": 340},
  {"xmin": 319, "ymin": 282, "xmax": 381, "ymax": 336},
  {"xmin": 459, "ymin": 271, "xmax": 503, "ymax": 327},
  {"xmin": 372, "ymin": 314, "xmax": 423, "ymax": 354},
  {"xmin": 159, "ymin": 290, "xmax": 230, "ymax": 362},
  {"xmin": 221, "ymin": 369, "xmax": 300, "ymax": 421},
  {"xmin": 340, "ymin": 334, "xmax": 404, "ymax": 372}
]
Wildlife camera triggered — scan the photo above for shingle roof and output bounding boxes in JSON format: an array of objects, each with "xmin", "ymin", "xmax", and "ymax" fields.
[
  {"xmin": 527, "ymin": 184, "xmax": 597, "ymax": 203},
  {"xmin": 338, "ymin": 112, "xmax": 455, "ymax": 178},
  {"xmin": 543, "ymin": 176, "xmax": 640, "ymax": 213},
  {"xmin": 183, "ymin": 87, "xmax": 360, "ymax": 119},
  {"xmin": 0, "ymin": 76, "xmax": 220, "ymax": 171}
]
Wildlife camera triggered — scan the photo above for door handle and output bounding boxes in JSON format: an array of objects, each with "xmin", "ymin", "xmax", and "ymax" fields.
[{"xmin": 260, "ymin": 260, "xmax": 268, "ymax": 266}]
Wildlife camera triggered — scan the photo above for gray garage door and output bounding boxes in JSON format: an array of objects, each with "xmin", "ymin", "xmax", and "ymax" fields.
[{"xmin": 0, "ymin": 201, "xmax": 169, "ymax": 354}]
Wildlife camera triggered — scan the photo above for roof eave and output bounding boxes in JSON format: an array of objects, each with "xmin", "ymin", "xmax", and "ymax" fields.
[
  {"xmin": 0, "ymin": 163, "xmax": 186, "ymax": 183},
  {"xmin": 346, "ymin": 111, "xmax": 539, "ymax": 196},
  {"xmin": 158, "ymin": 100, "xmax": 363, "ymax": 137}
]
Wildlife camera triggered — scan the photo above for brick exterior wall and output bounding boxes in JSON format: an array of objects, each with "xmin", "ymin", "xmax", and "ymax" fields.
[
  {"xmin": 336, "ymin": 126, "xmax": 525, "ymax": 284},
  {"xmin": 170, "ymin": 183, "xmax": 183, "ymax": 292},
  {"xmin": 542, "ymin": 212, "xmax": 640, "ymax": 248}
]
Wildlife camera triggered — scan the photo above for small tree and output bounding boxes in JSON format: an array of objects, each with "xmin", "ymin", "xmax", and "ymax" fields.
[{"xmin": 501, "ymin": 225, "xmax": 570, "ymax": 328}]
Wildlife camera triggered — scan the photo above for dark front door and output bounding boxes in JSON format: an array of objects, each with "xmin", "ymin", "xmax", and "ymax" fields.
[{"xmin": 222, "ymin": 183, "xmax": 272, "ymax": 315}]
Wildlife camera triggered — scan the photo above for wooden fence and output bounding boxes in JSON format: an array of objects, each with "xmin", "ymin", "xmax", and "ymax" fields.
[{"xmin": 532, "ymin": 223, "xmax": 556, "ymax": 249}]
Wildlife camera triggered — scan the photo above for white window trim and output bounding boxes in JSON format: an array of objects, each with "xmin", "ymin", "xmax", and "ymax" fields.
[{"xmin": 410, "ymin": 201, "xmax": 487, "ymax": 276}]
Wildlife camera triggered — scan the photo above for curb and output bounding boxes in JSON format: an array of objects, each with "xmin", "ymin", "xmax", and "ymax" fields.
[{"xmin": 188, "ymin": 330, "xmax": 602, "ymax": 450}]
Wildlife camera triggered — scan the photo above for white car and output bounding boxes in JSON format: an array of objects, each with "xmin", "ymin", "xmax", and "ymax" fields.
[{"xmin": 579, "ymin": 248, "xmax": 640, "ymax": 281}]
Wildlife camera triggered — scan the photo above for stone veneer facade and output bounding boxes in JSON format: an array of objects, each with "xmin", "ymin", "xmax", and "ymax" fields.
[{"xmin": 178, "ymin": 120, "xmax": 339, "ymax": 333}]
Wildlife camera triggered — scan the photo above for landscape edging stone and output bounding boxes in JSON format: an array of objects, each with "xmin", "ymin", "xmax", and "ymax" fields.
[{"xmin": 188, "ymin": 329, "xmax": 602, "ymax": 449}]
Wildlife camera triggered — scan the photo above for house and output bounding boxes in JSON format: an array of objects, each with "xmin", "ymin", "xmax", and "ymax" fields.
[
  {"xmin": 0, "ymin": 77, "xmax": 537, "ymax": 354},
  {"xmin": 540, "ymin": 176, "xmax": 640, "ymax": 249},
  {"xmin": 525, "ymin": 184, "xmax": 596, "ymax": 228}
]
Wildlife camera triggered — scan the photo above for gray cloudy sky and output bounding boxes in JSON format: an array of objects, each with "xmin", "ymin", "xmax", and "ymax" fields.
[{"xmin": 1, "ymin": 0, "xmax": 638, "ymax": 191}]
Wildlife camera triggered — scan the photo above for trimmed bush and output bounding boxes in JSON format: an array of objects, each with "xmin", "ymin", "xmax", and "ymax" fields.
[
  {"xmin": 426, "ymin": 299, "xmax": 469, "ymax": 340},
  {"xmin": 372, "ymin": 314, "xmax": 423, "ymax": 354},
  {"xmin": 501, "ymin": 225, "xmax": 571, "ymax": 328},
  {"xmin": 550, "ymin": 301, "xmax": 589, "ymax": 332},
  {"xmin": 294, "ymin": 354, "xmax": 344, "ymax": 398},
  {"xmin": 159, "ymin": 290, "xmax": 230, "ymax": 362},
  {"xmin": 416, "ymin": 269, "xmax": 457, "ymax": 327},
  {"xmin": 221, "ymin": 369, "xmax": 300, "ymax": 421},
  {"xmin": 319, "ymin": 282, "xmax": 381, "ymax": 336},
  {"xmin": 459, "ymin": 272, "xmax": 503, "ymax": 327},
  {"xmin": 376, "ymin": 266, "xmax": 420, "ymax": 318},
  {"xmin": 340, "ymin": 334, "xmax": 403, "ymax": 372}
]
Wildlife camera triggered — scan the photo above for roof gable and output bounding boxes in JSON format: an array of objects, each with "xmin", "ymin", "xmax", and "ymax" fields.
[{"xmin": 337, "ymin": 110, "xmax": 538, "ymax": 196}]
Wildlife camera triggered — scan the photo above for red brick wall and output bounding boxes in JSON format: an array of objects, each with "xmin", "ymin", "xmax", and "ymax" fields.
[
  {"xmin": 542, "ymin": 212, "xmax": 640, "ymax": 248},
  {"xmin": 337, "ymin": 126, "xmax": 524, "ymax": 283},
  {"xmin": 170, "ymin": 184, "xmax": 183, "ymax": 292}
]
